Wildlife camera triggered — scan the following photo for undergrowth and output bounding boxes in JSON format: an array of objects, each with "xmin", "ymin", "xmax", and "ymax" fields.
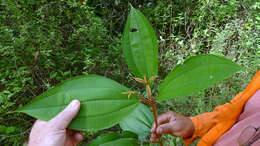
[{"xmin": 0, "ymin": 0, "xmax": 259, "ymax": 145}]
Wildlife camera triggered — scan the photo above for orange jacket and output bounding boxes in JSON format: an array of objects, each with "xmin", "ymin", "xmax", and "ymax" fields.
[{"xmin": 183, "ymin": 71, "xmax": 260, "ymax": 146}]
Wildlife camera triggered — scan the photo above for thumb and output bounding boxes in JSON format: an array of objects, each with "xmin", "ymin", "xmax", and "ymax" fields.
[
  {"xmin": 156, "ymin": 123, "xmax": 173, "ymax": 135},
  {"xmin": 49, "ymin": 100, "xmax": 80, "ymax": 130}
]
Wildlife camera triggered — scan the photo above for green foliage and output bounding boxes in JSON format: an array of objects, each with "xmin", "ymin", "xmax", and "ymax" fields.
[
  {"xmin": 17, "ymin": 75, "xmax": 139, "ymax": 131},
  {"xmin": 0, "ymin": 1, "xmax": 123, "ymax": 144},
  {"xmin": 0, "ymin": 0, "xmax": 259, "ymax": 145},
  {"xmin": 122, "ymin": 6, "xmax": 158, "ymax": 79},
  {"xmin": 0, "ymin": 0, "xmax": 122, "ymax": 113},
  {"xmin": 0, "ymin": 125, "xmax": 21, "ymax": 135},
  {"xmin": 17, "ymin": 5, "xmax": 241, "ymax": 146},
  {"xmin": 100, "ymin": 138, "xmax": 138, "ymax": 146},
  {"xmin": 88, "ymin": 131, "xmax": 138, "ymax": 146},
  {"xmin": 119, "ymin": 103, "xmax": 154, "ymax": 139},
  {"xmin": 158, "ymin": 55, "xmax": 241, "ymax": 100}
]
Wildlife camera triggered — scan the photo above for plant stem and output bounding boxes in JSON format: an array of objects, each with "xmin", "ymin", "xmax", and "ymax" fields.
[
  {"xmin": 151, "ymin": 101, "xmax": 163, "ymax": 146},
  {"xmin": 145, "ymin": 81, "xmax": 163, "ymax": 146},
  {"xmin": 131, "ymin": 76, "xmax": 162, "ymax": 146}
]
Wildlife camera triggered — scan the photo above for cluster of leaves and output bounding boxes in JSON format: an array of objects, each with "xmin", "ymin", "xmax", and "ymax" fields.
[
  {"xmin": 0, "ymin": 0, "xmax": 259, "ymax": 145},
  {"xmin": 0, "ymin": 0, "xmax": 123, "ymax": 145},
  {"xmin": 16, "ymin": 5, "xmax": 241, "ymax": 146}
]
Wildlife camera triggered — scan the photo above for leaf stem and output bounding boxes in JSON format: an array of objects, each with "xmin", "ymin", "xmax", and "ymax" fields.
[
  {"xmin": 144, "ymin": 76, "xmax": 163, "ymax": 146},
  {"xmin": 128, "ymin": 76, "xmax": 162, "ymax": 146},
  {"xmin": 151, "ymin": 101, "xmax": 162, "ymax": 146}
]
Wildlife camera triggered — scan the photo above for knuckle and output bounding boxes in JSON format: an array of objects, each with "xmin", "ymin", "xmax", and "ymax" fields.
[{"xmin": 167, "ymin": 111, "xmax": 174, "ymax": 116}]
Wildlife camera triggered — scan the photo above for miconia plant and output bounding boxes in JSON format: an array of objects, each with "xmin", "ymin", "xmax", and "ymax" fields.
[{"xmin": 17, "ymin": 6, "xmax": 241, "ymax": 146}]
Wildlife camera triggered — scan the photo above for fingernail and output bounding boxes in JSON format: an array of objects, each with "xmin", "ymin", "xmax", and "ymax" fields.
[
  {"xmin": 75, "ymin": 133, "xmax": 83, "ymax": 141},
  {"xmin": 68, "ymin": 100, "xmax": 79, "ymax": 109}
]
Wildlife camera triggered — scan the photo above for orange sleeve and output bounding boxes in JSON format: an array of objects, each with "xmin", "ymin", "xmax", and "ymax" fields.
[{"xmin": 183, "ymin": 70, "xmax": 260, "ymax": 146}]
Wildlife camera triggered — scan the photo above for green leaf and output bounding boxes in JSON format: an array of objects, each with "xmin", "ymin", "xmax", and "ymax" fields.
[
  {"xmin": 88, "ymin": 131, "xmax": 138, "ymax": 146},
  {"xmin": 143, "ymin": 143, "xmax": 160, "ymax": 146},
  {"xmin": 88, "ymin": 132, "xmax": 119, "ymax": 146},
  {"xmin": 101, "ymin": 138, "xmax": 138, "ymax": 146},
  {"xmin": 158, "ymin": 54, "xmax": 242, "ymax": 100},
  {"xmin": 17, "ymin": 75, "xmax": 139, "ymax": 131},
  {"xmin": 122, "ymin": 6, "xmax": 158, "ymax": 79},
  {"xmin": 119, "ymin": 103, "xmax": 153, "ymax": 139}
]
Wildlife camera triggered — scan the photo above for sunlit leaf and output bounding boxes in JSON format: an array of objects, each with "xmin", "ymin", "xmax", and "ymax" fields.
[
  {"xmin": 17, "ymin": 75, "xmax": 139, "ymax": 131},
  {"xmin": 158, "ymin": 54, "xmax": 242, "ymax": 100}
]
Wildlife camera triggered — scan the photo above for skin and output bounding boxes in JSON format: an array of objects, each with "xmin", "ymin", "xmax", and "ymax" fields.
[
  {"xmin": 150, "ymin": 111, "xmax": 194, "ymax": 143},
  {"xmin": 28, "ymin": 100, "xmax": 83, "ymax": 146}
]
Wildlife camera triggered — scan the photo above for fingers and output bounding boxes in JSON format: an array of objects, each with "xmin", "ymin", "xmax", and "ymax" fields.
[
  {"xmin": 32, "ymin": 120, "xmax": 47, "ymax": 127},
  {"xmin": 73, "ymin": 132, "xmax": 83, "ymax": 144},
  {"xmin": 150, "ymin": 111, "xmax": 177, "ymax": 143},
  {"xmin": 156, "ymin": 123, "xmax": 173, "ymax": 135},
  {"xmin": 150, "ymin": 133, "xmax": 158, "ymax": 143},
  {"xmin": 151, "ymin": 111, "xmax": 175, "ymax": 133},
  {"xmin": 49, "ymin": 100, "xmax": 81, "ymax": 130},
  {"xmin": 151, "ymin": 123, "xmax": 174, "ymax": 143},
  {"xmin": 69, "ymin": 130, "xmax": 83, "ymax": 145}
]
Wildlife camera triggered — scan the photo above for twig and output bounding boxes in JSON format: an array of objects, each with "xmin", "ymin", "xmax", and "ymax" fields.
[
  {"xmin": 123, "ymin": 75, "xmax": 163, "ymax": 146},
  {"xmin": 144, "ymin": 77, "xmax": 163, "ymax": 146}
]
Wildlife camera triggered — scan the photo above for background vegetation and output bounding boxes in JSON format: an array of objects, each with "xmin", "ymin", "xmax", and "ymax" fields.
[{"xmin": 0, "ymin": 0, "xmax": 259, "ymax": 145}]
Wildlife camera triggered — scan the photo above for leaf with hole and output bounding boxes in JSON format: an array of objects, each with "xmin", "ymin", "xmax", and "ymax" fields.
[
  {"xmin": 158, "ymin": 54, "xmax": 242, "ymax": 100},
  {"xmin": 122, "ymin": 6, "xmax": 158, "ymax": 79},
  {"xmin": 17, "ymin": 75, "xmax": 140, "ymax": 131}
]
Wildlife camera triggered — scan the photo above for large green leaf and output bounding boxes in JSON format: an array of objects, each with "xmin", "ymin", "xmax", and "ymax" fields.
[
  {"xmin": 17, "ymin": 75, "xmax": 139, "ymax": 131},
  {"xmin": 88, "ymin": 131, "xmax": 138, "ymax": 146},
  {"xmin": 158, "ymin": 54, "xmax": 242, "ymax": 100},
  {"xmin": 122, "ymin": 6, "xmax": 158, "ymax": 79},
  {"xmin": 119, "ymin": 103, "xmax": 153, "ymax": 139}
]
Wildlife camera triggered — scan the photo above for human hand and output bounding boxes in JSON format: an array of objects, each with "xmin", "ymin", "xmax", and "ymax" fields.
[
  {"xmin": 28, "ymin": 100, "xmax": 83, "ymax": 146},
  {"xmin": 150, "ymin": 111, "xmax": 194, "ymax": 143}
]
